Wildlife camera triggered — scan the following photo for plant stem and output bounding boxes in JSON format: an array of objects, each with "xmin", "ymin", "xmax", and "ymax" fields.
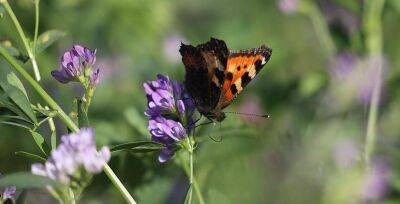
[
  {"xmin": 0, "ymin": 46, "xmax": 136, "ymax": 204},
  {"xmin": 363, "ymin": 0, "xmax": 385, "ymax": 165},
  {"xmin": 181, "ymin": 141, "xmax": 205, "ymax": 204},
  {"xmin": 1, "ymin": 0, "xmax": 41, "ymax": 81},
  {"xmin": 33, "ymin": 0, "xmax": 40, "ymax": 55},
  {"xmin": 299, "ymin": 1, "xmax": 336, "ymax": 58},
  {"xmin": 187, "ymin": 139, "xmax": 194, "ymax": 204}
]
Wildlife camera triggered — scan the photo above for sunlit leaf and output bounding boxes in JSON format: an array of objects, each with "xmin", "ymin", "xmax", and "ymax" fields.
[
  {"xmin": 0, "ymin": 172, "xmax": 62, "ymax": 189},
  {"xmin": 15, "ymin": 151, "xmax": 47, "ymax": 163},
  {"xmin": 35, "ymin": 30, "xmax": 66, "ymax": 54},
  {"xmin": 7, "ymin": 72, "xmax": 28, "ymax": 98},
  {"xmin": 110, "ymin": 141, "xmax": 165, "ymax": 153}
]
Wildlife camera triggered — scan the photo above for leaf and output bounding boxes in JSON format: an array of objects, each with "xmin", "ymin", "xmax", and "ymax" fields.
[
  {"xmin": 0, "ymin": 80, "xmax": 37, "ymax": 124},
  {"xmin": 0, "ymin": 121, "xmax": 31, "ymax": 130},
  {"xmin": 183, "ymin": 184, "xmax": 193, "ymax": 204},
  {"xmin": 0, "ymin": 172, "xmax": 62, "ymax": 189},
  {"xmin": 0, "ymin": 115, "xmax": 34, "ymax": 125},
  {"xmin": 110, "ymin": 141, "xmax": 165, "ymax": 153},
  {"xmin": 77, "ymin": 99, "xmax": 89, "ymax": 128},
  {"xmin": 35, "ymin": 30, "xmax": 66, "ymax": 54},
  {"xmin": 15, "ymin": 151, "xmax": 47, "ymax": 163},
  {"xmin": 7, "ymin": 72, "xmax": 28, "ymax": 98},
  {"xmin": 30, "ymin": 131, "xmax": 50, "ymax": 156},
  {"xmin": 0, "ymin": 41, "xmax": 30, "ymax": 63}
]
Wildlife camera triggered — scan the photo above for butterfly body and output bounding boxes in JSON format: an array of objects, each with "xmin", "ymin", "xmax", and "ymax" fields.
[{"xmin": 180, "ymin": 38, "xmax": 272, "ymax": 122}]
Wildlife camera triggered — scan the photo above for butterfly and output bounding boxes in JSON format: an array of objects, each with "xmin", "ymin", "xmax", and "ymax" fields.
[{"xmin": 179, "ymin": 37, "xmax": 272, "ymax": 122}]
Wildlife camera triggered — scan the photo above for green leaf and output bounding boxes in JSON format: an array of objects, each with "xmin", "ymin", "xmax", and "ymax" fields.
[
  {"xmin": 0, "ymin": 120, "xmax": 31, "ymax": 130},
  {"xmin": 30, "ymin": 131, "xmax": 50, "ymax": 156},
  {"xmin": 35, "ymin": 30, "xmax": 66, "ymax": 54},
  {"xmin": 0, "ymin": 172, "xmax": 62, "ymax": 189},
  {"xmin": 110, "ymin": 141, "xmax": 165, "ymax": 153},
  {"xmin": 77, "ymin": 99, "xmax": 89, "ymax": 128},
  {"xmin": 0, "ymin": 41, "xmax": 29, "ymax": 63},
  {"xmin": 183, "ymin": 184, "xmax": 193, "ymax": 204},
  {"xmin": 0, "ymin": 80, "xmax": 37, "ymax": 124},
  {"xmin": 15, "ymin": 151, "xmax": 47, "ymax": 163},
  {"xmin": 7, "ymin": 72, "xmax": 28, "ymax": 98}
]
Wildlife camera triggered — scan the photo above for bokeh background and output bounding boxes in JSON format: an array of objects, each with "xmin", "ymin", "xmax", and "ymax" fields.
[{"xmin": 1, "ymin": 0, "xmax": 400, "ymax": 203}]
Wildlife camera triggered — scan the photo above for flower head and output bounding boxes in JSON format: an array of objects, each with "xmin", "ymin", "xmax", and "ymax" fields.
[
  {"xmin": 144, "ymin": 74, "xmax": 195, "ymax": 163},
  {"xmin": 51, "ymin": 45, "xmax": 98, "ymax": 85},
  {"xmin": 0, "ymin": 173, "xmax": 16, "ymax": 202},
  {"xmin": 31, "ymin": 128, "xmax": 110, "ymax": 184}
]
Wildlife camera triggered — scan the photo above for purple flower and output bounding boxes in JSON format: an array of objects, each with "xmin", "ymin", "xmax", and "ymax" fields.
[
  {"xmin": 51, "ymin": 45, "xmax": 98, "ymax": 84},
  {"xmin": 51, "ymin": 50, "xmax": 81, "ymax": 83},
  {"xmin": 144, "ymin": 74, "xmax": 195, "ymax": 163},
  {"xmin": 0, "ymin": 173, "xmax": 17, "ymax": 202},
  {"xmin": 361, "ymin": 161, "xmax": 390, "ymax": 201},
  {"xmin": 73, "ymin": 45, "xmax": 97, "ymax": 67},
  {"xmin": 277, "ymin": 0, "xmax": 299, "ymax": 14},
  {"xmin": 31, "ymin": 128, "xmax": 111, "ymax": 184},
  {"xmin": 89, "ymin": 69, "xmax": 100, "ymax": 88}
]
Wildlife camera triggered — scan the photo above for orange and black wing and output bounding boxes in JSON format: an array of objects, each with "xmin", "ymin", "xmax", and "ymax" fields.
[
  {"xmin": 179, "ymin": 38, "xmax": 229, "ymax": 114},
  {"xmin": 218, "ymin": 46, "xmax": 272, "ymax": 109}
]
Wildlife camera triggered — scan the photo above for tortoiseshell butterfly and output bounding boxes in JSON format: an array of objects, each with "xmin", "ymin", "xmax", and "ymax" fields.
[{"xmin": 179, "ymin": 38, "xmax": 272, "ymax": 122}]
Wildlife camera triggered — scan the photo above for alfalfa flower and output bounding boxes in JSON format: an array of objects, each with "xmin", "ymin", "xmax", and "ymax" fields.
[
  {"xmin": 31, "ymin": 128, "xmax": 110, "ymax": 185},
  {"xmin": 51, "ymin": 45, "xmax": 100, "ymax": 88},
  {"xmin": 0, "ymin": 173, "xmax": 16, "ymax": 202},
  {"xmin": 144, "ymin": 74, "xmax": 195, "ymax": 162}
]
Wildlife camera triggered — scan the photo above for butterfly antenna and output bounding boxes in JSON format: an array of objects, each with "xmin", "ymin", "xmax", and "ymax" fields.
[{"xmin": 224, "ymin": 111, "xmax": 271, "ymax": 119}]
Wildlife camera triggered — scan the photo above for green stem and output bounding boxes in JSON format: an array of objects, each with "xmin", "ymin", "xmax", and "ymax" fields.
[
  {"xmin": 187, "ymin": 139, "xmax": 194, "ymax": 204},
  {"xmin": 33, "ymin": 0, "xmax": 40, "ymax": 55},
  {"xmin": 0, "ymin": 46, "xmax": 136, "ymax": 204},
  {"xmin": 363, "ymin": 0, "xmax": 385, "ymax": 165},
  {"xmin": 181, "ymin": 141, "xmax": 205, "ymax": 204},
  {"xmin": 299, "ymin": 1, "xmax": 336, "ymax": 58},
  {"xmin": 1, "ymin": 0, "xmax": 41, "ymax": 81}
]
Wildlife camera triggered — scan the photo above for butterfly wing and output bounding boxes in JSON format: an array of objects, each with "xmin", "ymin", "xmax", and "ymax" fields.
[
  {"xmin": 179, "ymin": 38, "xmax": 229, "ymax": 115},
  {"xmin": 218, "ymin": 46, "xmax": 272, "ymax": 109}
]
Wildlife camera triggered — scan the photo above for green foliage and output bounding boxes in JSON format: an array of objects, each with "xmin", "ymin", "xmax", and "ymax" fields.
[
  {"xmin": 34, "ymin": 30, "xmax": 65, "ymax": 54},
  {"xmin": 0, "ymin": 172, "xmax": 62, "ymax": 189}
]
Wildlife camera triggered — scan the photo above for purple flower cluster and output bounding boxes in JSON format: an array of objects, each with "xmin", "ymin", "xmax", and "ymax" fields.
[
  {"xmin": 51, "ymin": 45, "xmax": 99, "ymax": 87},
  {"xmin": 144, "ymin": 74, "xmax": 195, "ymax": 163},
  {"xmin": 31, "ymin": 128, "xmax": 110, "ymax": 184},
  {"xmin": 0, "ymin": 173, "xmax": 16, "ymax": 202}
]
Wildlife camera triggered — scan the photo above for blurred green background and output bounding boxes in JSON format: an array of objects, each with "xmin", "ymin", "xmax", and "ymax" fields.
[{"xmin": 1, "ymin": 0, "xmax": 400, "ymax": 203}]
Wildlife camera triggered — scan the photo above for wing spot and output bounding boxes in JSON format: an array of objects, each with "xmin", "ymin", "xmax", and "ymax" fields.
[
  {"xmin": 241, "ymin": 72, "xmax": 252, "ymax": 87},
  {"xmin": 244, "ymin": 65, "xmax": 247, "ymax": 68},
  {"xmin": 230, "ymin": 84, "xmax": 238, "ymax": 95},
  {"xmin": 226, "ymin": 72, "xmax": 233, "ymax": 81},
  {"xmin": 255, "ymin": 59, "xmax": 263, "ymax": 73},
  {"xmin": 236, "ymin": 66, "xmax": 241, "ymax": 71}
]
